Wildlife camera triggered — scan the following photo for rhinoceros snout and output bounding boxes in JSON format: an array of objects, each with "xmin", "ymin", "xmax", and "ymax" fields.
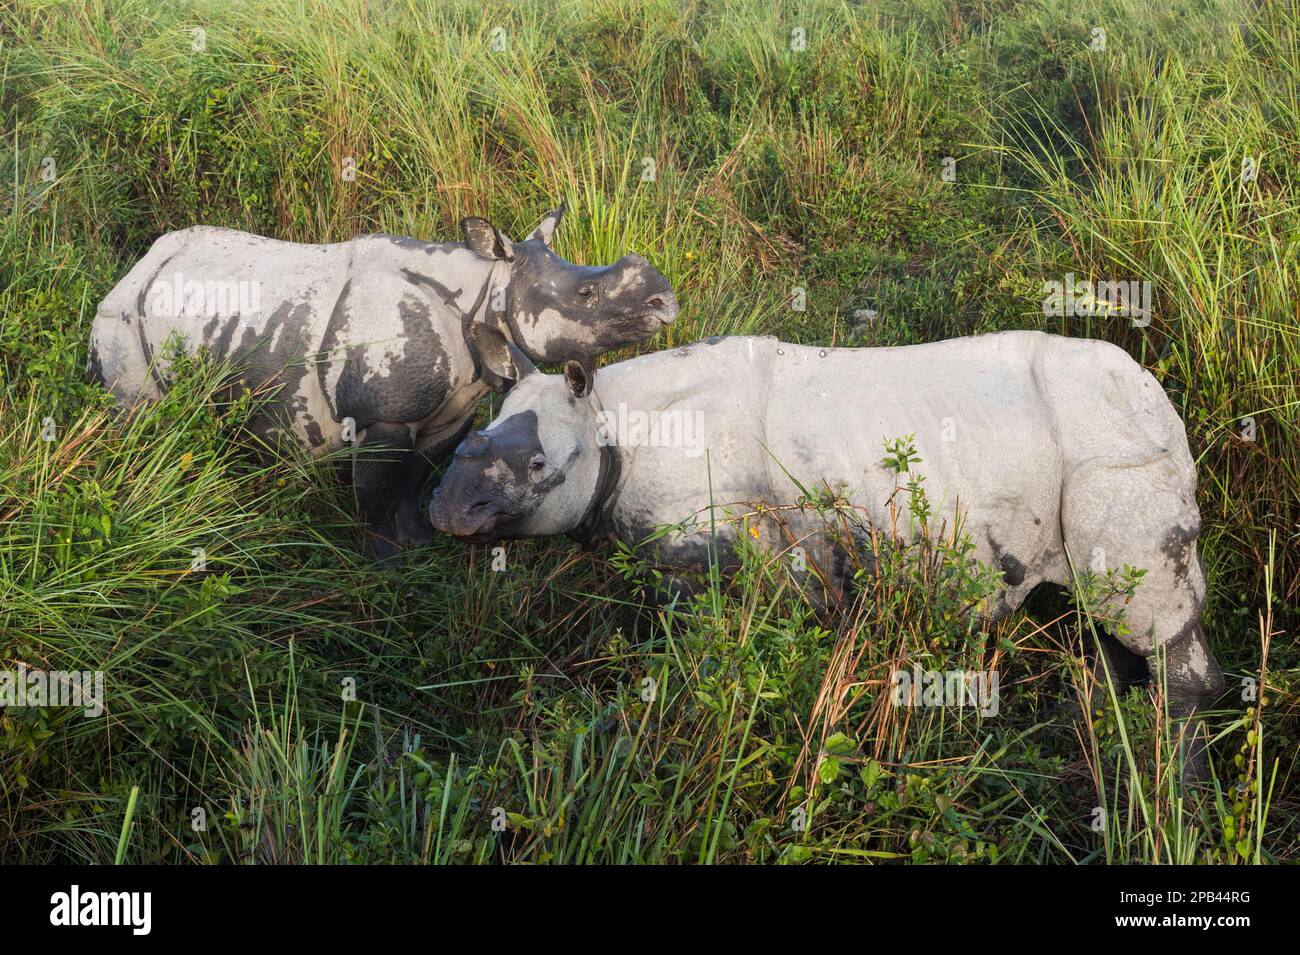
[
  {"xmin": 429, "ymin": 479, "xmax": 508, "ymax": 540},
  {"xmin": 429, "ymin": 494, "xmax": 485, "ymax": 538},
  {"xmin": 642, "ymin": 289, "xmax": 678, "ymax": 326}
]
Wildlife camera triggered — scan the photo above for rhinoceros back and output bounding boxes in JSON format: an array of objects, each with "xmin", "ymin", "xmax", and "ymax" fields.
[{"xmin": 91, "ymin": 226, "xmax": 357, "ymax": 451}]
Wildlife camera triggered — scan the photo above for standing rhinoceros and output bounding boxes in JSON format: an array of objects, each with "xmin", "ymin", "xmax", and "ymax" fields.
[
  {"xmin": 87, "ymin": 206, "xmax": 677, "ymax": 556},
  {"xmin": 428, "ymin": 330, "xmax": 1224, "ymax": 772}
]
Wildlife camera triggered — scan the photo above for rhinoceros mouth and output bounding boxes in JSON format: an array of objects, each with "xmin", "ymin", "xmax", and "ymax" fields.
[
  {"xmin": 438, "ymin": 506, "xmax": 528, "ymax": 545},
  {"xmin": 640, "ymin": 293, "xmax": 678, "ymax": 326},
  {"xmin": 443, "ymin": 516, "xmax": 498, "ymax": 545}
]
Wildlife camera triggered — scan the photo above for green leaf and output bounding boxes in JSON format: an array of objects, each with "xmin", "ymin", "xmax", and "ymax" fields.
[
  {"xmin": 818, "ymin": 757, "xmax": 841, "ymax": 785},
  {"xmin": 824, "ymin": 732, "xmax": 856, "ymax": 756},
  {"xmin": 861, "ymin": 759, "xmax": 881, "ymax": 790}
]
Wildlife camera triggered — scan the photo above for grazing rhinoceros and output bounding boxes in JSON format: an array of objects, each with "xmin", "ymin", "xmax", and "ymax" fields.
[
  {"xmin": 88, "ymin": 206, "xmax": 677, "ymax": 556},
  {"xmin": 428, "ymin": 330, "xmax": 1224, "ymax": 772}
]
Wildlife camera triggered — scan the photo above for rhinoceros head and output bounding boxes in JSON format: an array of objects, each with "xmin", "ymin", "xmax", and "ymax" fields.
[
  {"xmin": 461, "ymin": 205, "xmax": 676, "ymax": 372},
  {"xmin": 428, "ymin": 349, "xmax": 602, "ymax": 543}
]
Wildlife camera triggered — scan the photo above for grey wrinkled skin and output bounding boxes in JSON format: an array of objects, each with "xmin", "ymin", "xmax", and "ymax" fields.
[
  {"xmin": 430, "ymin": 331, "xmax": 1224, "ymax": 777},
  {"xmin": 87, "ymin": 206, "xmax": 677, "ymax": 558}
]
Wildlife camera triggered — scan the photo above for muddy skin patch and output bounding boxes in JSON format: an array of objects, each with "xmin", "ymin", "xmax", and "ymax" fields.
[
  {"xmin": 304, "ymin": 416, "xmax": 324, "ymax": 448},
  {"xmin": 227, "ymin": 299, "xmax": 317, "ymax": 447},
  {"xmin": 505, "ymin": 241, "xmax": 673, "ymax": 361},
  {"xmin": 1161, "ymin": 522, "xmax": 1199, "ymax": 579},
  {"xmin": 619, "ymin": 513, "xmax": 741, "ymax": 577},
  {"xmin": 334, "ymin": 294, "xmax": 451, "ymax": 427},
  {"xmin": 85, "ymin": 342, "xmax": 105, "ymax": 384},
  {"xmin": 504, "ymin": 242, "xmax": 602, "ymax": 358},
  {"xmin": 402, "ymin": 265, "xmax": 495, "ymax": 381},
  {"xmin": 789, "ymin": 436, "xmax": 822, "ymax": 470},
  {"xmin": 986, "ymin": 533, "xmax": 1027, "ymax": 587},
  {"xmin": 1000, "ymin": 553, "xmax": 1026, "ymax": 587},
  {"xmin": 1161, "ymin": 617, "xmax": 1225, "ymax": 702},
  {"xmin": 400, "ymin": 267, "xmax": 464, "ymax": 311},
  {"xmin": 471, "ymin": 411, "xmax": 571, "ymax": 494},
  {"xmin": 827, "ymin": 541, "xmax": 858, "ymax": 596},
  {"xmin": 136, "ymin": 253, "xmax": 175, "ymax": 315},
  {"xmin": 136, "ymin": 320, "xmax": 167, "ymax": 393},
  {"xmin": 210, "ymin": 310, "xmax": 247, "ymax": 367},
  {"xmin": 317, "ymin": 278, "xmax": 353, "ymax": 420}
]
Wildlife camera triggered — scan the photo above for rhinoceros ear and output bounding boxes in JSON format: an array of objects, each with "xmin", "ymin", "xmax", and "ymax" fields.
[
  {"xmin": 471, "ymin": 323, "xmax": 534, "ymax": 391},
  {"xmin": 527, "ymin": 203, "xmax": 565, "ymax": 246},
  {"xmin": 461, "ymin": 217, "xmax": 515, "ymax": 261},
  {"xmin": 563, "ymin": 355, "xmax": 594, "ymax": 398}
]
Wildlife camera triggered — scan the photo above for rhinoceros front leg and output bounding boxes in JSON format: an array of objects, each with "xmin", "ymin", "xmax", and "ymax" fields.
[
  {"xmin": 352, "ymin": 421, "xmax": 425, "ymax": 559},
  {"xmin": 354, "ymin": 417, "xmax": 476, "ymax": 558},
  {"xmin": 1152, "ymin": 620, "xmax": 1224, "ymax": 782},
  {"xmin": 390, "ymin": 416, "xmax": 476, "ymax": 550},
  {"xmin": 1061, "ymin": 460, "xmax": 1223, "ymax": 782}
]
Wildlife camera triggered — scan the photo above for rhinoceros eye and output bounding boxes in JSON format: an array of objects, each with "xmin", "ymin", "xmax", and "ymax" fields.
[
  {"xmin": 577, "ymin": 285, "xmax": 594, "ymax": 298},
  {"xmin": 528, "ymin": 453, "xmax": 546, "ymax": 472}
]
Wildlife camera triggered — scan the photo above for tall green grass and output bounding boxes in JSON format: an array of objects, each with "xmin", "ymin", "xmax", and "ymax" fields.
[{"xmin": 1, "ymin": 0, "xmax": 1295, "ymax": 862}]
